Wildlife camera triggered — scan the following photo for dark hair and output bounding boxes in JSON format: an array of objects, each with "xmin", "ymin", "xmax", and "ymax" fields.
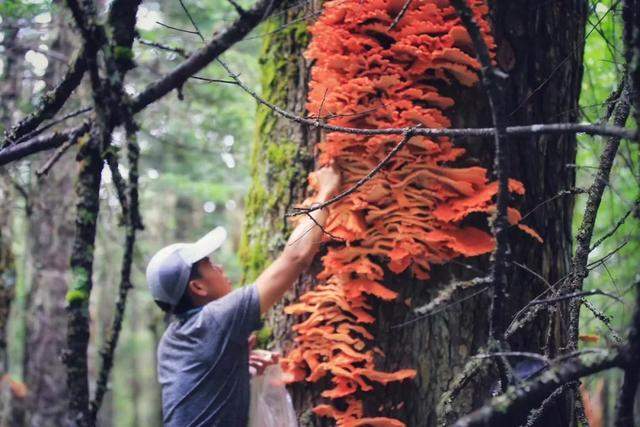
[{"xmin": 154, "ymin": 261, "xmax": 201, "ymax": 315}]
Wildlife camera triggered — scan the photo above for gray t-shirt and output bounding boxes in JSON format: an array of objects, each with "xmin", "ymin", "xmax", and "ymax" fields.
[{"xmin": 157, "ymin": 283, "xmax": 262, "ymax": 427}]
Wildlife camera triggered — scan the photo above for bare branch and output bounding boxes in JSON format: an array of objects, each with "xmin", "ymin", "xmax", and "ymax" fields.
[
  {"xmin": 178, "ymin": 0, "xmax": 205, "ymax": 43},
  {"xmin": 0, "ymin": 122, "xmax": 90, "ymax": 167},
  {"xmin": 566, "ymin": 77, "xmax": 631, "ymax": 352},
  {"xmin": 521, "ymin": 383, "xmax": 573, "ymax": 427},
  {"xmin": 215, "ymin": 56, "xmax": 638, "ymax": 141},
  {"xmin": 589, "ymin": 196, "xmax": 640, "ymax": 251},
  {"xmin": 452, "ymin": 350, "xmax": 625, "ymax": 427},
  {"xmin": 438, "ymin": 355, "xmax": 489, "ymax": 426},
  {"xmin": 473, "ymin": 351, "xmax": 550, "ymax": 366},
  {"xmin": 413, "ymin": 276, "xmax": 491, "ymax": 317},
  {"xmin": 529, "ymin": 289, "xmax": 623, "ymax": 306},
  {"xmin": 138, "ymin": 39, "xmax": 189, "ymax": 58},
  {"xmin": 12, "ymin": 106, "xmax": 92, "ymax": 147},
  {"xmin": 89, "ymin": 122, "xmax": 142, "ymax": 422},
  {"xmin": 35, "ymin": 131, "xmax": 85, "ymax": 177},
  {"xmin": 131, "ymin": 0, "xmax": 282, "ymax": 113},
  {"xmin": 2, "ymin": 51, "xmax": 87, "ymax": 144}
]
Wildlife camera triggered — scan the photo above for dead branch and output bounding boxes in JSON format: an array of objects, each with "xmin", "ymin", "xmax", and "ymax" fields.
[
  {"xmin": 566, "ymin": 77, "xmax": 631, "ymax": 352},
  {"xmin": 452, "ymin": 350, "xmax": 625, "ymax": 427}
]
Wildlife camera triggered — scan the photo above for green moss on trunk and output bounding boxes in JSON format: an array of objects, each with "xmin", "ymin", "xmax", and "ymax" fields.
[{"xmin": 239, "ymin": 12, "xmax": 311, "ymax": 283}]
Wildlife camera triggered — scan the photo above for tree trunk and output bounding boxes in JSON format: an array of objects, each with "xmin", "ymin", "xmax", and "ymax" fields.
[
  {"xmin": 243, "ymin": 1, "xmax": 586, "ymax": 426},
  {"xmin": 22, "ymin": 6, "xmax": 78, "ymax": 425},
  {"xmin": 0, "ymin": 15, "xmax": 28, "ymax": 427},
  {"xmin": 0, "ymin": 15, "xmax": 21, "ymax": 375}
]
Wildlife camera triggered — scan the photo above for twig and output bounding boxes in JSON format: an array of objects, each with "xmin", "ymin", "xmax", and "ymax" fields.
[
  {"xmin": 437, "ymin": 355, "xmax": 488, "ymax": 426},
  {"xmin": 388, "ymin": 0, "xmax": 412, "ymax": 30},
  {"xmin": 589, "ymin": 197, "xmax": 640, "ymax": 251},
  {"xmin": 391, "ymin": 278, "xmax": 491, "ymax": 329},
  {"xmin": 521, "ymin": 383, "xmax": 573, "ymax": 427},
  {"xmin": 138, "ymin": 39, "xmax": 188, "ymax": 58},
  {"xmin": 529, "ymin": 289, "xmax": 623, "ymax": 306},
  {"xmin": 177, "ymin": 0, "xmax": 206, "ymax": 43},
  {"xmin": 414, "ymin": 276, "xmax": 491, "ymax": 317},
  {"xmin": 131, "ymin": 0, "xmax": 282, "ymax": 112},
  {"xmin": 516, "ymin": 188, "xmax": 587, "ymax": 225},
  {"xmin": 104, "ymin": 150, "xmax": 130, "ymax": 220},
  {"xmin": 3, "ymin": 120, "xmax": 637, "ymax": 167},
  {"xmin": 155, "ymin": 21, "xmax": 202, "ymax": 36},
  {"xmin": 287, "ymin": 127, "xmax": 419, "ymax": 216},
  {"xmin": 508, "ymin": 0, "xmax": 621, "ymax": 117},
  {"xmin": 11, "ymin": 106, "xmax": 91, "ymax": 147},
  {"xmin": 215, "ymin": 57, "xmax": 638, "ymax": 141},
  {"xmin": 473, "ymin": 351, "xmax": 550, "ymax": 366},
  {"xmin": 190, "ymin": 75, "xmax": 238, "ymax": 85},
  {"xmin": 227, "ymin": 0, "xmax": 247, "ymax": 16},
  {"xmin": 0, "ymin": 122, "xmax": 91, "ymax": 166},
  {"xmin": 35, "ymin": 131, "xmax": 84, "ymax": 177},
  {"xmin": 302, "ymin": 210, "xmax": 344, "ymax": 242}
]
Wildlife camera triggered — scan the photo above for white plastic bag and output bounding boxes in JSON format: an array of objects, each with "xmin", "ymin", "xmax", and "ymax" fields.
[{"xmin": 248, "ymin": 363, "xmax": 298, "ymax": 427}]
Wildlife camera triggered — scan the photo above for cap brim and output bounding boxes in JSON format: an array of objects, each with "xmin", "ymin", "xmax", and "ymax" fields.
[{"xmin": 179, "ymin": 226, "xmax": 227, "ymax": 264}]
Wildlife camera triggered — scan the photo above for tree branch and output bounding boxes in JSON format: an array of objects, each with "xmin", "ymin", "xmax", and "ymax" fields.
[
  {"xmin": 89, "ymin": 121, "xmax": 142, "ymax": 423},
  {"xmin": 0, "ymin": 122, "xmax": 90, "ymax": 166},
  {"xmin": 2, "ymin": 50, "xmax": 87, "ymax": 145},
  {"xmin": 452, "ymin": 350, "xmax": 625, "ymax": 427},
  {"xmin": 566, "ymin": 77, "xmax": 631, "ymax": 352}
]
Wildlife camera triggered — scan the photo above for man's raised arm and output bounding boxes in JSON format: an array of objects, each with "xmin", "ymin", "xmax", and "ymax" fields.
[{"xmin": 254, "ymin": 164, "xmax": 341, "ymax": 315}]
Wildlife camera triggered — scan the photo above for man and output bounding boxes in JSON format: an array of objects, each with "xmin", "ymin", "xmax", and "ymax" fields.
[{"xmin": 146, "ymin": 164, "xmax": 341, "ymax": 426}]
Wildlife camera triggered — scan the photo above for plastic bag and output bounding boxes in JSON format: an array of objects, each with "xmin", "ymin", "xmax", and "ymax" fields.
[{"xmin": 248, "ymin": 363, "xmax": 298, "ymax": 427}]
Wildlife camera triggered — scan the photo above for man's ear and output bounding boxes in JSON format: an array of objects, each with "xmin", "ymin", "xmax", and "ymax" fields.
[{"xmin": 188, "ymin": 279, "xmax": 207, "ymax": 297}]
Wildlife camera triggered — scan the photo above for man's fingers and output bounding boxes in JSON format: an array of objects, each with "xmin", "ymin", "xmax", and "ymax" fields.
[{"xmin": 249, "ymin": 350, "xmax": 281, "ymax": 377}]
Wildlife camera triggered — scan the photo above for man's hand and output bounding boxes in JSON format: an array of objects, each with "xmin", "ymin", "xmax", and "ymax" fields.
[
  {"xmin": 314, "ymin": 163, "xmax": 341, "ymax": 200},
  {"xmin": 248, "ymin": 334, "xmax": 280, "ymax": 377}
]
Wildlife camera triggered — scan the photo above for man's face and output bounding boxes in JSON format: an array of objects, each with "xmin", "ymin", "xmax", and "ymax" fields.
[{"xmin": 195, "ymin": 256, "xmax": 233, "ymax": 300}]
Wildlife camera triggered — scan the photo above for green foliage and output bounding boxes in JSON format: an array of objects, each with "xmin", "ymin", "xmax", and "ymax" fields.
[{"xmin": 0, "ymin": 0, "xmax": 52, "ymax": 19}]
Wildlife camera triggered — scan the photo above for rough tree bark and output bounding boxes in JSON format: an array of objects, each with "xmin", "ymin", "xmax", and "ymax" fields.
[{"xmin": 241, "ymin": 1, "xmax": 588, "ymax": 426}]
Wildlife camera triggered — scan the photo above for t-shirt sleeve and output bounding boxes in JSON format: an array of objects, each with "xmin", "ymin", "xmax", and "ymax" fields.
[{"xmin": 203, "ymin": 283, "xmax": 262, "ymax": 343}]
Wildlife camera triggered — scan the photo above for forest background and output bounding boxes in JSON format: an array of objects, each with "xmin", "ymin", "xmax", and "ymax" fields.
[{"xmin": 0, "ymin": 0, "xmax": 637, "ymax": 425}]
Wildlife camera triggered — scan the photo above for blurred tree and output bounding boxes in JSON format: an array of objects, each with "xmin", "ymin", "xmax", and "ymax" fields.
[{"xmin": 21, "ymin": 2, "xmax": 77, "ymax": 424}]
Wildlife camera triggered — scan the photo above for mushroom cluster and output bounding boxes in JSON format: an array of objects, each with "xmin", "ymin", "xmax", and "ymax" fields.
[{"xmin": 281, "ymin": 1, "xmax": 540, "ymax": 424}]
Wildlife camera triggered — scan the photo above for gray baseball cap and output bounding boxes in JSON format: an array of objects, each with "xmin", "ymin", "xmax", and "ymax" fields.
[{"xmin": 146, "ymin": 226, "xmax": 227, "ymax": 306}]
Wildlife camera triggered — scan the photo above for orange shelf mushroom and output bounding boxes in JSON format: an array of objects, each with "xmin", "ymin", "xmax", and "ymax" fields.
[{"xmin": 281, "ymin": 0, "xmax": 540, "ymax": 425}]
